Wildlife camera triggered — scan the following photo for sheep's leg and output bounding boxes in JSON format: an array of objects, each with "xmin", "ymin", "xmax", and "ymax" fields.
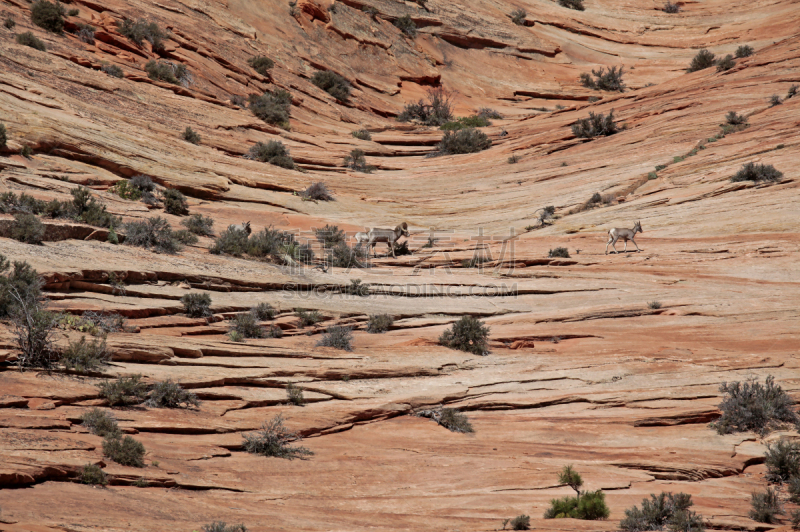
[
  {"xmin": 611, "ymin": 237, "xmax": 619, "ymax": 254},
  {"xmin": 632, "ymin": 237, "xmax": 641, "ymax": 252},
  {"xmin": 623, "ymin": 239, "xmax": 628, "ymax": 252},
  {"xmin": 605, "ymin": 236, "xmax": 611, "ymax": 255}
]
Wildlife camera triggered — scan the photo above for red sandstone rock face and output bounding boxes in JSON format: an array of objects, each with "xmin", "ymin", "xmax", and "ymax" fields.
[{"xmin": 0, "ymin": 0, "xmax": 799, "ymax": 529}]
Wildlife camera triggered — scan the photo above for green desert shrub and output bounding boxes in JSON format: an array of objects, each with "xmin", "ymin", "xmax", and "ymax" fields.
[
  {"xmin": 249, "ymin": 90, "xmax": 292, "ymax": 128},
  {"xmin": 749, "ymin": 488, "xmax": 783, "ymax": 524},
  {"xmin": 789, "ymin": 476, "xmax": 800, "ymax": 503},
  {"xmin": 0, "ymin": 256, "xmax": 43, "ymax": 319},
  {"xmin": 394, "ymin": 14, "xmax": 417, "ymax": 37},
  {"xmin": 11, "ymin": 213, "xmax": 45, "ymax": 244},
  {"xmin": 13, "ymin": 304, "xmax": 59, "ymax": 370},
  {"xmin": 61, "ymin": 335, "xmax": 110, "ymax": 374},
  {"xmin": 397, "ymin": 87, "xmax": 454, "ymax": 126},
  {"xmin": 21, "ymin": 145, "xmax": 33, "ymax": 158},
  {"xmin": 620, "ymin": 492, "xmax": 702, "ymax": 531},
  {"xmin": 352, "ymin": 128, "xmax": 371, "ymax": 140},
  {"xmin": 769, "ymin": 94, "xmax": 783, "ymax": 106},
  {"xmin": 295, "ymin": 308, "xmax": 322, "ymax": 327},
  {"xmin": 787, "ymin": 84, "xmax": 798, "ymax": 99},
  {"xmin": 245, "ymin": 226, "xmax": 297, "ymax": 258},
  {"xmin": 572, "ymin": 111, "xmax": 617, "ymax": 138},
  {"xmin": 545, "ymin": 491, "xmax": 610, "ymax": 520},
  {"xmin": 440, "ymin": 115, "xmax": 491, "ymax": 131},
  {"xmin": 317, "ymin": 326, "xmax": 353, "ymax": 351},
  {"xmin": 101, "ymin": 64, "xmax": 124, "ymax": 78},
  {"xmin": 81, "ymin": 463, "xmax": 108, "ymax": 486},
  {"xmin": 735, "ymin": 45, "xmax": 754, "ymax": 58},
  {"xmin": 0, "ymin": 123, "xmax": 6, "ymax": 147},
  {"xmin": 182, "ymin": 127, "xmax": 201, "ymax": 144},
  {"xmin": 76, "ymin": 23, "xmax": 95, "ymax": 44},
  {"xmin": 181, "ymin": 214, "xmax": 214, "ymax": 236},
  {"xmin": 111, "ymin": 180, "xmax": 143, "ymax": 201},
  {"xmin": 437, "ymin": 128, "xmax": 491, "ymax": 155},
  {"xmin": 119, "ymin": 18, "xmax": 167, "ymax": 51},
  {"xmin": 103, "ymin": 434, "xmax": 146, "ymax": 467},
  {"xmin": 314, "ymin": 224, "xmax": 345, "ymax": 248},
  {"xmin": 329, "ymin": 242, "xmax": 365, "ymax": 268},
  {"xmin": 725, "ymin": 111, "xmax": 747, "ymax": 126},
  {"xmin": 173, "ymin": 229, "xmax": 198, "ymax": 245},
  {"xmin": 210, "ymin": 226, "xmax": 249, "ymax": 256},
  {"xmin": 648, "ymin": 301, "xmax": 662, "ymax": 310},
  {"xmin": 242, "ymin": 414, "xmax": 313, "ymax": 459},
  {"xmin": 687, "ymin": 49, "xmax": 716, "ymax": 72},
  {"xmin": 301, "ymin": 181, "xmax": 334, "ymax": 201},
  {"xmin": 367, "ymin": 314, "xmax": 393, "ymax": 333},
  {"xmin": 580, "ymin": 66, "xmax": 625, "ymax": 92},
  {"xmin": 716, "ymin": 54, "xmax": 735, "ymax": 72},
  {"xmin": 123, "ymin": 217, "xmax": 182, "ymax": 254},
  {"xmin": 162, "ymin": 188, "xmax": 189, "ymax": 215},
  {"xmin": 344, "ymin": 148, "xmax": 374, "ymax": 172},
  {"xmin": 4, "ymin": 17, "xmax": 16, "ymax": 30},
  {"xmin": 181, "ymin": 292, "xmax": 212, "ymax": 318},
  {"xmin": 71, "ymin": 186, "xmax": 119, "ymax": 228},
  {"xmin": 764, "ymin": 439, "xmax": 800, "ymax": 482},
  {"xmin": 730, "ymin": 162, "xmax": 783, "ymax": 183},
  {"xmin": 286, "ymin": 382, "xmax": 305, "ymax": 405},
  {"xmin": 252, "ymin": 302, "xmax": 276, "ymax": 320},
  {"xmin": 437, "ymin": 408, "xmax": 473, "ymax": 433},
  {"xmin": 559, "ymin": 0, "xmax": 585, "ymax": 10},
  {"xmin": 248, "ymin": 55, "xmax": 274, "ymax": 76},
  {"xmin": 711, "ymin": 375, "xmax": 798, "ymax": 435},
  {"xmin": 510, "ymin": 8, "xmax": 527, "ymax": 25},
  {"xmin": 663, "ymin": 1, "xmax": 680, "ymax": 13},
  {"xmin": 145, "ymin": 60, "xmax": 189, "ymax": 85},
  {"xmin": 146, "ymin": 379, "xmax": 199, "ymax": 408},
  {"xmin": 549, "ymin": 247, "xmax": 570, "ymax": 258},
  {"xmin": 508, "ymin": 515, "xmax": 530, "ymax": 530},
  {"xmin": 312, "ymin": 70, "xmax": 351, "ymax": 101},
  {"xmin": 130, "ymin": 174, "xmax": 155, "ymax": 192},
  {"xmin": 79, "ymin": 408, "xmax": 121, "ymax": 438},
  {"xmin": 230, "ymin": 311, "xmax": 265, "ymax": 339},
  {"xmin": 439, "ymin": 315, "xmax": 490, "ymax": 356},
  {"xmin": 31, "ymin": 0, "xmax": 65, "ymax": 33},
  {"xmin": 247, "ymin": 140, "xmax": 295, "ymax": 169},
  {"xmin": 16, "ymin": 32, "xmax": 46, "ymax": 51},
  {"xmin": 98, "ymin": 374, "xmax": 148, "ymax": 406},
  {"xmin": 0, "ymin": 192, "xmax": 48, "ymax": 215}
]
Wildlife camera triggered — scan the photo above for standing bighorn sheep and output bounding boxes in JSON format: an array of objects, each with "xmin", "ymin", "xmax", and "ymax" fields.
[
  {"xmin": 354, "ymin": 229, "xmax": 370, "ymax": 246},
  {"xmin": 606, "ymin": 221, "xmax": 642, "ymax": 254},
  {"xmin": 366, "ymin": 222, "xmax": 409, "ymax": 258},
  {"xmin": 230, "ymin": 221, "xmax": 251, "ymax": 235}
]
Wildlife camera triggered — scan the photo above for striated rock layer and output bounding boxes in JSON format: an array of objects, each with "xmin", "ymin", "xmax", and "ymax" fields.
[{"xmin": 0, "ymin": 0, "xmax": 799, "ymax": 529}]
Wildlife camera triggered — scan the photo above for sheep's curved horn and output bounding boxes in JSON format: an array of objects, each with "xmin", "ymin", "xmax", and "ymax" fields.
[{"xmin": 401, "ymin": 222, "xmax": 408, "ymax": 229}]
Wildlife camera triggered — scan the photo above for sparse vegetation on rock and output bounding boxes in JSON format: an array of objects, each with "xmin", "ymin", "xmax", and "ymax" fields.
[
  {"xmin": 31, "ymin": 0, "xmax": 65, "ymax": 33},
  {"xmin": 328, "ymin": 242, "xmax": 365, "ymax": 268},
  {"xmin": 317, "ymin": 326, "xmax": 353, "ymax": 351},
  {"xmin": 301, "ymin": 181, "xmax": 334, "ymax": 201},
  {"xmin": 242, "ymin": 414, "xmax": 313, "ymax": 459},
  {"xmin": 162, "ymin": 188, "xmax": 189, "ymax": 215},
  {"xmin": 61, "ymin": 335, "xmax": 110, "ymax": 374},
  {"xmin": 145, "ymin": 60, "xmax": 188, "ymax": 85},
  {"xmin": 312, "ymin": 70, "xmax": 351, "ymax": 101},
  {"xmin": 4, "ymin": 17, "xmax": 16, "ymax": 30},
  {"xmin": 716, "ymin": 54, "xmax": 735, "ymax": 72},
  {"xmin": 764, "ymin": 439, "xmax": 800, "ymax": 482},
  {"xmin": 202, "ymin": 523, "xmax": 248, "ymax": 532},
  {"xmin": 439, "ymin": 315, "xmax": 490, "ymax": 356},
  {"xmin": 98, "ymin": 375, "xmax": 148, "ymax": 406},
  {"xmin": 507, "ymin": 515, "xmax": 530, "ymax": 530},
  {"xmin": 123, "ymin": 217, "xmax": 182, "ymax": 254},
  {"xmin": 230, "ymin": 311, "xmax": 266, "ymax": 339},
  {"xmin": 314, "ymin": 224, "xmax": 345, "ymax": 247},
  {"xmin": 663, "ymin": 2, "xmax": 680, "ymax": 13},
  {"xmin": 687, "ymin": 49, "xmax": 716, "ymax": 72},
  {"xmin": 80, "ymin": 408, "xmax": 121, "ymax": 438},
  {"xmin": 182, "ymin": 127, "xmax": 201, "ymax": 144},
  {"xmin": 620, "ymin": 492, "xmax": 703, "ymax": 531},
  {"xmin": 398, "ymin": 87, "xmax": 454, "ymax": 126},
  {"xmin": 352, "ymin": 128, "xmax": 371, "ymax": 140},
  {"xmin": 511, "ymin": 8, "xmax": 527, "ymax": 25},
  {"xmin": 711, "ymin": 375, "xmax": 798, "ymax": 435},
  {"xmin": 286, "ymin": 382, "xmax": 305, "ymax": 405},
  {"xmin": 344, "ymin": 148, "xmax": 374, "ymax": 172},
  {"xmin": 749, "ymin": 487, "xmax": 783, "ymax": 524},
  {"xmin": 580, "ymin": 66, "xmax": 625, "ymax": 92},
  {"xmin": 558, "ymin": 0, "xmax": 585, "ymax": 10},
  {"xmin": 181, "ymin": 214, "xmax": 214, "ymax": 236},
  {"xmin": 296, "ymin": 309, "xmax": 322, "ymax": 327},
  {"xmin": 103, "ymin": 434, "xmax": 146, "ymax": 467},
  {"xmin": 730, "ymin": 162, "xmax": 783, "ymax": 183},
  {"xmin": 146, "ymin": 380, "xmax": 199, "ymax": 409},
  {"xmin": 440, "ymin": 115, "xmax": 491, "ymax": 131},
  {"xmin": 249, "ymin": 90, "xmax": 292, "ymax": 128},
  {"xmin": 12, "ymin": 213, "xmax": 45, "ymax": 245},
  {"xmin": 394, "ymin": 15, "xmax": 417, "ymax": 37},
  {"xmin": 437, "ymin": 128, "xmax": 492, "ymax": 155},
  {"xmin": 549, "ymin": 247, "xmax": 570, "ymax": 258},
  {"xmin": 76, "ymin": 23, "xmax": 95, "ymax": 44},
  {"xmin": 0, "ymin": 123, "xmax": 6, "ymax": 147},
  {"xmin": 544, "ymin": 466, "xmax": 610, "ymax": 520},
  {"xmin": 367, "ymin": 314, "xmax": 393, "ymax": 333},
  {"xmin": 572, "ymin": 111, "xmax": 617, "ymax": 138},
  {"xmin": 101, "ymin": 64, "xmax": 124, "ymax": 77},
  {"xmin": 16, "ymin": 32, "xmax": 46, "ymax": 51},
  {"xmin": 248, "ymin": 55, "xmax": 274, "ymax": 76},
  {"xmin": 119, "ymin": 18, "xmax": 167, "ymax": 51},
  {"xmin": 252, "ymin": 302, "xmax": 276, "ymax": 320},
  {"xmin": 247, "ymin": 140, "xmax": 295, "ymax": 169},
  {"xmin": 181, "ymin": 292, "xmax": 212, "ymax": 318},
  {"xmin": 769, "ymin": 94, "xmax": 783, "ymax": 106},
  {"xmin": 81, "ymin": 463, "xmax": 108, "ymax": 486},
  {"xmin": 735, "ymin": 45, "xmax": 754, "ymax": 58}
]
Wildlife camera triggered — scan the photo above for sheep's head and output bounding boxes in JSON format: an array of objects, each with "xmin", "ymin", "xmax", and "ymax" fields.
[
  {"xmin": 397, "ymin": 222, "xmax": 409, "ymax": 237},
  {"xmin": 634, "ymin": 220, "xmax": 642, "ymax": 233}
]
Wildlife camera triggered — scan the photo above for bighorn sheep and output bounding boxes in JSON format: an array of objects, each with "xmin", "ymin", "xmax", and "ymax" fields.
[
  {"xmin": 366, "ymin": 222, "xmax": 409, "ymax": 258},
  {"xmin": 354, "ymin": 229, "xmax": 370, "ymax": 246},
  {"xmin": 230, "ymin": 221, "xmax": 251, "ymax": 235},
  {"xmin": 606, "ymin": 221, "xmax": 642, "ymax": 254}
]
